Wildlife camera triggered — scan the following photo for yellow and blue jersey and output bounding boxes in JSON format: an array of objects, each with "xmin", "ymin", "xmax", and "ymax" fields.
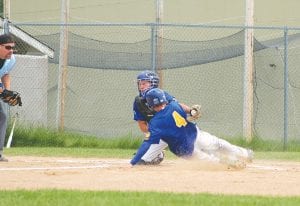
[{"xmin": 131, "ymin": 101, "xmax": 197, "ymax": 165}]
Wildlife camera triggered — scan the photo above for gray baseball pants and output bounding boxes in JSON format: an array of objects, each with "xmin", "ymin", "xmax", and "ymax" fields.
[{"xmin": 0, "ymin": 101, "xmax": 8, "ymax": 156}]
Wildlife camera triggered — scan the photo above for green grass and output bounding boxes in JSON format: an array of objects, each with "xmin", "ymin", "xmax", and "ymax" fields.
[
  {"xmin": 3, "ymin": 147, "xmax": 300, "ymax": 161},
  {"xmin": 0, "ymin": 190, "xmax": 299, "ymax": 206},
  {"xmin": 254, "ymin": 151, "xmax": 300, "ymax": 161},
  {"xmin": 6, "ymin": 126, "xmax": 300, "ymax": 152},
  {"xmin": 4, "ymin": 126, "xmax": 300, "ymax": 162},
  {"xmin": 226, "ymin": 136, "xmax": 300, "ymax": 152},
  {"xmin": 4, "ymin": 147, "xmax": 136, "ymax": 158},
  {"xmin": 8, "ymin": 126, "xmax": 142, "ymax": 149},
  {"xmin": 3, "ymin": 126, "xmax": 300, "ymax": 163}
]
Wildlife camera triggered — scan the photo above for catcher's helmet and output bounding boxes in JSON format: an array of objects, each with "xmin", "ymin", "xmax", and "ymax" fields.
[
  {"xmin": 146, "ymin": 88, "xmax": 167, "ymax": 108},
  {"xmin": 137, "ymin": 70, "xmax": 159, "ymax": 98}
]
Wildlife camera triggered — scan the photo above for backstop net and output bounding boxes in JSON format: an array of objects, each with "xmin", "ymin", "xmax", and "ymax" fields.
[{"xmin": 10, "ymin": 23, "xmax": 300, "ymax": 142}]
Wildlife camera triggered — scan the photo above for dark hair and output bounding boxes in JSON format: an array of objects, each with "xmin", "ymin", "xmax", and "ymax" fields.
[{"xmin": 0, "ymin": 34, "xmax": 14, "ymax": 45}]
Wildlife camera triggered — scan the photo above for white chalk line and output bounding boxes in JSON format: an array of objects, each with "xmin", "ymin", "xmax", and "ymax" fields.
[
  {"xmin": 18, "ymin": 159, "xmax": 129, "ymax": 164},
  {"xmin": 0, "ymin": 159, "xmax": 129, "ymax": 171},
  {"xmin": 0, "ymin": 165, "xmax": 110, "ymax": 171},
  {"xmin": 247, "ymin": 164, "xmax": 287, "ymax": 171}
]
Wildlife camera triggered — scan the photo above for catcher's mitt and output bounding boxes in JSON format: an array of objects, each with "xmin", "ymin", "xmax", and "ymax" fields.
[
  {"xmin": 187, "ymin": 104, "xmax": 201, "ymax": 122},
  {"xmin": 0, "ymin": 89, "xmax": 22, "ymax": 106}
]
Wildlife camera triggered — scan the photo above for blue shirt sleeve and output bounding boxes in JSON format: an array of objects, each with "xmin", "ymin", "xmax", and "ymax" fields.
[
  {"xmin": 133, "ymin": 101, "xmax": 145, "ymax": 121},
  {"xmin": 0, "ymin": 55, "xmax": 16, "ymax": 78},
  {"xmin": 130, "ymin": 141, "xmax": 152, "ymax": 165}
]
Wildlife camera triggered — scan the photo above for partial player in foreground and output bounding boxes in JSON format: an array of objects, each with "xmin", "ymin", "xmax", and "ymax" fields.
[
  {"xmin": 0, "ymin": 34, "xmax": 22, "ymax": 162},
  {"xmin": 130, "ymin": 88, "xmax": 253, "ymax": 168},
  {"xmin": 133, "ymin": 70, "xmax": 201, "ymax": 165}
]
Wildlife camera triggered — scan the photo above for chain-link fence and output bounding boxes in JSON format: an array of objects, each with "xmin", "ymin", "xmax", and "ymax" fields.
[{"xmin": 3, "ymin": 21, "xmax": 300, "ymax": 144}]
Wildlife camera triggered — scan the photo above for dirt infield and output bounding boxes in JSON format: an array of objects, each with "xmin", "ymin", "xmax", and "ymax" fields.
[{"xmin": 0, "ymin": 156, "xmax": 300, "ymax": 196}]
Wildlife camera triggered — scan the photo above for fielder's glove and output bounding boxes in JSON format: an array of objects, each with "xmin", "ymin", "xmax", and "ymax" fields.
[
  {"xmin": 0, "ymin": 89, "xmax": 22, "ymax": 106},
  {"xmin": 187, "ymin": 104, "xmax": 201, "ymax": 122}
]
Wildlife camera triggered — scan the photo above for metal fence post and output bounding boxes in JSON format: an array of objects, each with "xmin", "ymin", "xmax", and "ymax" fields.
[
  {"xmin": 3, "ymin": 18, "xmax": 9, "ymax": 34},
  {"xmin": 283, "ymin": 26, "xmax": 289, "ymax": 150},
  {"xmin": 151, "ymin": 25, "xmax": 156, "ymax": 71}
]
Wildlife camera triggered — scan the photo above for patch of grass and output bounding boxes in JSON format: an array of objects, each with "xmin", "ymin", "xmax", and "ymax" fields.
[
  {"xmin": 4, "ymin": 147, "xmax": 136, "ymax": 158},
  {"xmin": 4, "ymin": 147, "xmax": 300, "ymax": 161},
  {"xmin": 0, "ymin": 190, "xmax": 299, "ymax": 206},
  {"xmin": 254, "ymin": 151, "xmax": 300, "ymax": 161},
  {"xmin": 7, "ymin": 126, "xmax": 141, "ymax": 149},
  {"xmin": 223, "ymin": 136, "xmax": 300, "ymax": 152},
  {"xmin": 6, "ymin": 125, "xmax": 300, "ymax": 153}
]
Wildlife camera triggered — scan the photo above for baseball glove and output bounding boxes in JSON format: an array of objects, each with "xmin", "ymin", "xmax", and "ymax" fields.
[
  {"xmin": 0, "ymin": 89, "xmax": 22, "ymax": 106},
  {"xmin": 187, "ymin": 104, "xmax": 201, "ymax": 122}
]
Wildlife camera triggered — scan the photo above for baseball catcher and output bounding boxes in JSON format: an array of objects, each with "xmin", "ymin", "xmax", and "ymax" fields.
[{"xmin": 0, "ymin": 89, "xmax": 22, "ymax": 106}]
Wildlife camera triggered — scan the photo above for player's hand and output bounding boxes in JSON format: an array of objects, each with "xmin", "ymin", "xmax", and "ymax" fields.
[
  {"xmin": 143, "ymin": 132, "xmax": 150, "ymax": 140},
  {"xmin": 0, "ymin": 89, "xmax": 22, "ymax": 106}
]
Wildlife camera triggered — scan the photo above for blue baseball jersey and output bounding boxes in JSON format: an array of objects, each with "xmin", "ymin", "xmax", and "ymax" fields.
[
  {"xmin": 133, "ymin": 90, "xmax": 175, "ymax": 121},
  {"xmin": 131, "ymin": 101, "xmax": 198, "ymax": 165},
  {"xmin": 0, "ymin": 55, "xmax": 16, "ymax": 78}
]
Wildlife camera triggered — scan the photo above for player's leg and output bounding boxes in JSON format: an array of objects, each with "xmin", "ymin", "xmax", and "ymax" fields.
[
  {"xmin": 195, "ymin": 128, "xmax": 253, "ymax": 166},
  {"xmin": 0, "ymin": 101, "xmax": 8, "ymax": 162},
  {"xmin": 137, "ymin": 139, "xmax": 168, "ymax": 165},
  {"xmin": 193, "ymin": 145, "xmax": 220, "ymax": 163}
]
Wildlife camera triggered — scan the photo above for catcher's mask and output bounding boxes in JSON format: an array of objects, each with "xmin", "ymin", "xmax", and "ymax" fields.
[
  {"xmin": 137, "ymin": 70, "xmax": 159, "ymax": 98},
  {"xmin": 145, "ymin": 88, "xmax": 167, "ymax": 108}
]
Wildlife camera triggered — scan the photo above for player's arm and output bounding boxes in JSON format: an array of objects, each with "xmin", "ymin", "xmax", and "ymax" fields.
[
  {"xmin": 179, "ymin": 103, "xmax": 201, "ymax": 121},
  {"xmin": 130, "ymin": 141, "xmax": 151, "ymax": 165},
  {"xmin": 137, "ymin": 120, "xmax": 148, "ymax": 133},
  {"xmin": 137, "ymin": 120, "xmax": 151, "ymax": 139},
  {"xmin": 179, "ymin": 103, "xmax": 192, "ymax": 114},
  {"xmin": 166, "ymin": 91, "xmax": 202, "ymax": 121},
  {"xmin": 1, "ymin": 74, "xmax": 11, "ymax": 90},
  {"xmin": 164, "ymin": 92, "xmax": 193, "ymax": 115},
  {"xmin": 130, "ymin": 123, "xmax": 162, "ymax": 165}
]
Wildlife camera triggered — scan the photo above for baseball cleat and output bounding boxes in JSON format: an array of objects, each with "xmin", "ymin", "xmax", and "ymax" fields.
[
  {"xmin": 151, "ymin": 150, "xmax": 165, "ymax": 165},
  {"xmin": 220, "ymin": 154, "xmax": 247, "ymax": 169},
  {"xmin": 0, "ymin": 155, "xmax": 8, "ymax": 162},
  {"xmin": 226, "ymin": 158, "xmax": 246, "ymax": 169}
]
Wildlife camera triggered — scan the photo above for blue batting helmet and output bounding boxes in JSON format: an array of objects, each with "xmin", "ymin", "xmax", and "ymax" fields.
[
  {"xmin": 146, "ymin": 88, "xmax": 168, "ymax": 108},
  {"xmin": 137, "ymin": 70, "xmax": 159, "ymax": 98}
]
